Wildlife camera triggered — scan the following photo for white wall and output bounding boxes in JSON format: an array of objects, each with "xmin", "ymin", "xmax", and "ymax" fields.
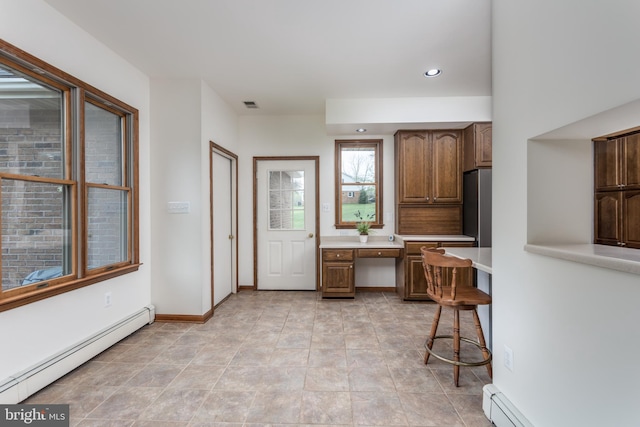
[
  {"xmin": 150, "ymin": 79, "xmax": 239, "ymax": 316},
  {"xmin": 236, "ymin": 115, "xmax": 399, "ymax": 288},
  {"xmin": 493, "ymin": 1, "xmax": 640, "ymax": 425},
  {"xmin": 0, "ymin": 0, "xmax": 151, "ymax": 380},
  {"xmin": 200, "ymin": 81, "xmax": 239, "ymax": 310},
  {"xmin": 150, "ymin": 79, "xmax": 204, "ymax": 315}
]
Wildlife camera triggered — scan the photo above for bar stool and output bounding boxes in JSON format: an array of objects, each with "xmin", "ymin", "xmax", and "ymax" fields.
[{"xmin": 420, "ymin": 247, "xmax": 492, "ymax": 386}]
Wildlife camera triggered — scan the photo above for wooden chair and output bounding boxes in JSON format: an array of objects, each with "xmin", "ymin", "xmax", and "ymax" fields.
[{"xmin": 420, "ymin": 247, "xmax": 492, "ymax": 386}]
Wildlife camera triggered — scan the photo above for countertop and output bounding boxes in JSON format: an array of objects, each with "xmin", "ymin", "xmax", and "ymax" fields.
[
  {"xmin": 444, "ymin": 247, "xmax": 492, "ymax": 274},
  {"xmin": 319, "ymin": 234, "xmax": 475, "ymax": 249},
  {"xmin": 319, "ymin": 236, "xmax": 404, "ymax": 249},
  {"xmin": 398, "ymin": 235, "xmax": 475, "ymax": 242}
]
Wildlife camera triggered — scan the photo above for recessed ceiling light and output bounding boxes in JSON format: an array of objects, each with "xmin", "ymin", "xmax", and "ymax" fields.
[
  {"xmin": 356, "ymin": 128, "xmax": 367, "ymax": 133},
  {"xmin": 424, "ymin": 69, "xmax": 442, "ymax": 77}
]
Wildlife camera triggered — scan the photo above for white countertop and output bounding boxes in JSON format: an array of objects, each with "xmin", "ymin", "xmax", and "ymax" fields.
[
  {"xmin": 444, "ymin": 247, "xmax": 492, "ymax": 274},
  {"xmin": 319, "ymin": 234, "xmax": 475, "ymax": 249},
  {"xmin": 319, "ymin": 236, "xmax": 404, "ymax": 249},
  {"xmin": 525, "ymin": 243, "xmax": 640, "ymax": 275},
  {"xmin": 398, "ymin": 235, "xmax": 475, "ymax": 242}
]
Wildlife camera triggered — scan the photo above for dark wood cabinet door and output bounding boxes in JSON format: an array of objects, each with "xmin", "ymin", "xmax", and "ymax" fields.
[
  {"xmin": 463, "ymin": 122, "xmax": 492, "ymax": 171},
  {"xmin": 432, "ymin": 130, "xmax": 462, "ymax": 203},
  {"xmin": 397, "ymin": 131, "xmax": 430, "ymax": 203},
  {"xmin": 594, "ymin": 192, "xmax": 622, "ymax": 245},
  {"xmin": 595, "ymin": 139, "xmax": 621, "ymax": 191},
  {"xmin": 475, "ymin": 123, "xmax": 493, "ymax": 168},
  {"xmin": 322, "ymin": 261, "xmax": 354, "ymax": 296},
  {"xmin": 407, "ymin": 255, "xmax": 430, "ymax": 299},
  {"xmin": 623, "ymin": 191, "xmax": 640, "ymax": 248},
  {"xmin": 623, "ymin": 134, "xmax": 640, "ymax": 189}
]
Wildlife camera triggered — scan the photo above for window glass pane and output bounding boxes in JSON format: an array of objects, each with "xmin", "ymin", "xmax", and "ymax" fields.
[
  {"xmin": 85, "ymin": 102, "xmax": 122, "ymax": 186},
  {"xmin": 87, "ymin": 187, "xmax": 128, "ymax": 269},
  {"xmin": 341, "ymin": 184, "xmax": 376, "ymax": 223},
  {"xmin": 0, "ymin": 66, "xmax": 64, "ymax": 178},
  {"xmin": 341, "ymin": 147, "xmax": 375, "ymax": 184},
  {"xmin": 1, "ymin": 179, "xmax": 71, "ymax": 291},
  {"xmin": 335, "ymin": 140, "xmax": 381, "ymax": 227},
  {"xmin": 268, "ymin": 170, "xmax": 304, "ymax": 230}
]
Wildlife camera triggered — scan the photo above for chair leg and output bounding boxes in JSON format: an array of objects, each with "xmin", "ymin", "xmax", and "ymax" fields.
[
  {"xmin": 424, "ymin": 305, "xmax": 442, "ymax": 365},
  {"xmin": 453, "ymin": 309, "xmax": 461, "ymax": 387},
  {"xmin": 472, "ymin": 308, "xmax": 492, "ymax": 379}
]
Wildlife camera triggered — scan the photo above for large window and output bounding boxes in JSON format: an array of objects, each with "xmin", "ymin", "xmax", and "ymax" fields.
[
  {"xmin": 0, "ymin": 40, "xmax": 139, "ymax": 311},
  {"xmin": 334, "ymin": 139, "xmax": 383, "ymax": 229}
]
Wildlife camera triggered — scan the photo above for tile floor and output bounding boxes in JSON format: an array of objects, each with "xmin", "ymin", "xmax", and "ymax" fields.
[{"xmin": 25, "ymin": 290, "xmax": 493, "ymax": 426}]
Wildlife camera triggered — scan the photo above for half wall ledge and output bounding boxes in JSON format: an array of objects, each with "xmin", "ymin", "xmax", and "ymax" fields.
[{"xmin": 524, "ymin": 243, "xmax": 640, "ymax": 276}]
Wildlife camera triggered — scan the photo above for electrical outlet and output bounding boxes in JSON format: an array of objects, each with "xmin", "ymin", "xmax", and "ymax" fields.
[
  {"xmin": 504, "ymin": 345, "xmax": 514, "ymax": 371},
  {"xmin": 104, "ymin": 292, "xmax": 112, "ymax": 307}
]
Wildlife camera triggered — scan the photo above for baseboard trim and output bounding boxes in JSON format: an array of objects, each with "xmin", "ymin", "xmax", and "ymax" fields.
[
  {"xmin": 155, "ymin": 309, "xmax": 213, "ymax": 324},
  {"xmin": 356, "ymin": 287, "xmax": 396, "ymax": 292}
]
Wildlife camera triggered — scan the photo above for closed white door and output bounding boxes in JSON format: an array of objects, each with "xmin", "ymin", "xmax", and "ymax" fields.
[
  {"xmin": 256, "ymin": 159, "xmax": 317, "ymax": 290},
  {"xmin": 212, "ymin": 146, "xmax": 236, "ymax": 305}
]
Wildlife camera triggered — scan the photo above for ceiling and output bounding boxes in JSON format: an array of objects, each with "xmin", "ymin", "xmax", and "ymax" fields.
[{"xmin": 44, "ymin": 0, "xmax": 491, "ymax": 119}]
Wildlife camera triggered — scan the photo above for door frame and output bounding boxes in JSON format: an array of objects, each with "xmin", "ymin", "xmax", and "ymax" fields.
[
  {"xmin": 253, "ymin": 156, "xmax": 320, "ymax": 291},
  {"xmin": 210, "ymin": 142, "xmax": 239, "ymax": 310}
]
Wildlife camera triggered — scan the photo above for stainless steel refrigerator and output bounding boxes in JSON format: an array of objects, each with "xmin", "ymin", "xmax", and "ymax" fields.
[
  {"xmin": 463, "ymin": 168, "xmax": 493, "ymax": 349},
  {"xmin": 463, "ymin": 169, "xmax": 492, "ymax": 247}
]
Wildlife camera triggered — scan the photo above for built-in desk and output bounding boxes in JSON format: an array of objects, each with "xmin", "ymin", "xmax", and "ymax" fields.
[
  {"xmin": 319, "ymin": 237, "xmax": 404, "ymax": 298},
  {"xmin": 445, "ymin": 247, "xmax": 493, "ymax": 350}
]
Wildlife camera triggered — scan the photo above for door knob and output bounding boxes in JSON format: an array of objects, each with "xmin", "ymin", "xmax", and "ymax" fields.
[
  {"xmin": 308, "ymin": 233, "xmax": 314, "ymax": 238},
  {"xmin": 228, "ymin": 235, "xmax": 234, "ymax": 240}
]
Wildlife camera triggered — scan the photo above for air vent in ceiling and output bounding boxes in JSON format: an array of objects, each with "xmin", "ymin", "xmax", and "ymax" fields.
[{"xmin": 243, "ymin": 101, "xmax": 259, "ymax": 109}]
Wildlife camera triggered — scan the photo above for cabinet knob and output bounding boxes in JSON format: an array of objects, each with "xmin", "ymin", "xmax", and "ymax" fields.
[
  {"xmin": 433, "ymin": 197, "xmax": 437, "ymax": 201},
  {"xmin": 350, "ymin": 265, "xmax": 353, "ymax": 268},
  {"xmin": 336, "ymin": 254, "xmax": 340, "ymax": 258},
  {"xmin": 426, "ymin": 196, "xmax": 430, "ymax": 201},
  {"xmin": 377, "ymin": 252, "xmax": 382, "ymax": 256}
]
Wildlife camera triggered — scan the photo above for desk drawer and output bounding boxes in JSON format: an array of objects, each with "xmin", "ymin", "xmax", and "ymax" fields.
[
  {"xmin": 322, "ymin": 249, "xmax": 354, "ymax": 261},
  {"xmin": 357, "ymin": 248, "xmax": 402, "ymax": 258},
  {"xmin": 406, "ymin": 242, "xmax": 438, "ymax": 255}
]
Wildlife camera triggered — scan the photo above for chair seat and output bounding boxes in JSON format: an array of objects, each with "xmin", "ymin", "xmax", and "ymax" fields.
[{"xmin": 428, "ymin": 286, "xmax": 491, "ymax": 307}]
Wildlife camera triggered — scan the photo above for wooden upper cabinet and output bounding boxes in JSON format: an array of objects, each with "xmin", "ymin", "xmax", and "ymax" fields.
[
  {"xmin": 396, "ymin": 131, "xmax": 431, "ymax": 203},
  {"xmin": 594, "ymin": 192, "xmax": 622, "ymax": 245},
  {"xmin": 623, "ymin": 191, "xmax": 640, "ymax": 248},
  {"xmin": 593, "ymin": 130, "xmax": 640, "ymax": 248},
  {"xmin": 623, "ymin": 133, "xmax": 640, "ymax": 189},
  {"xmin": 463, "ymin": 122, "xmax": 492, "ymax": 171},
  {"xmin": 395, "ymin": 130, "xmax": 462, "ymax": 204},
  {"xmin": 595, "ymin": 134, "xmax": 640, "ymax": 191},
  {"xmin": 432, "ymin": 131, "xmax": 463, "ymax": 203}
]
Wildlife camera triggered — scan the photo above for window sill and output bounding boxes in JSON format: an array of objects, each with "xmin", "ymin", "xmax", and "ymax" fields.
[
  {"xmin": 524, "ymin": 243, "xmax": 640, "ymax": 275},
  {"xmin": 0, "ymin": 263, "xmax": 142, "ymax": 312}
]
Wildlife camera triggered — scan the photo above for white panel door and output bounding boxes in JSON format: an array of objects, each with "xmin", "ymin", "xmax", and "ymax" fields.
[
  {"xmin": 212, "ymin": 150, "xmax": 235, "ymax": 305},
  {"xmin": 256, "ymin": 159, "xmax": 316, "ymax": 290}
]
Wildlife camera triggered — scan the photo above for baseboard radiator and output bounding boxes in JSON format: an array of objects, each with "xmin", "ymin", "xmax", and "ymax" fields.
[
  {"xmin": 0, "ymin": 305, "xmax": 155, "ymax": 404},
  {"xmin": 483, "ymin": 384, "xmax": 534, "ymax": 427}
]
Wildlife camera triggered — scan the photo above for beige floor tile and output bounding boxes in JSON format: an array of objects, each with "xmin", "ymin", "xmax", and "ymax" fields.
[{"xmin": 24, "ymin": 290, "xmax": 491, "ymax": 426}]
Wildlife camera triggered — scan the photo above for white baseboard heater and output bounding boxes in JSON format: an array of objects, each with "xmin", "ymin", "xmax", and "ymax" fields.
[
  {"xmin": 0, "ymin": 305, "xmax": 155, "ymax": 404},
  {"xmin": 483, "ymin": 384, "xmax": 534, "ymax": 427}
]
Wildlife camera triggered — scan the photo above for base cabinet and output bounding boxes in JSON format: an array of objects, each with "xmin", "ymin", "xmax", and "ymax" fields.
[
  {"xmin": 396, "ymin": 240, "xmax": 475, "ymax": 300},
  {"xmin": 321, "ymin": 249, "xmax": 355, "ymax": 297}
]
